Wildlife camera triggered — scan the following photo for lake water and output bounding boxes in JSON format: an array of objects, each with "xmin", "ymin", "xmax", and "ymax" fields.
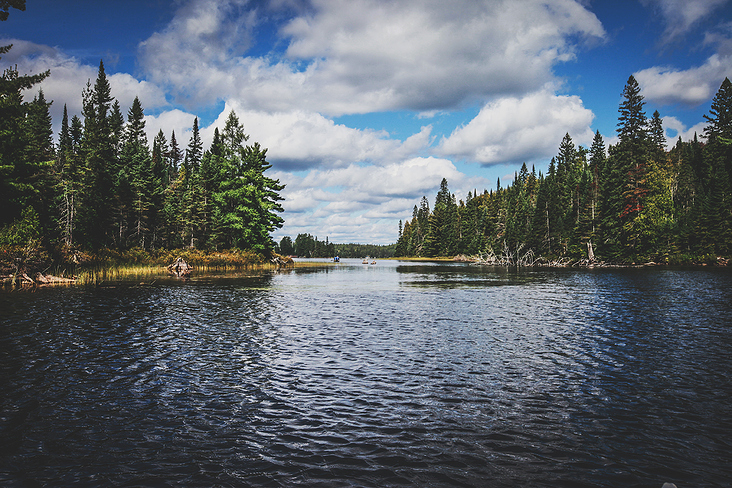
[{"xmin": 1, "ymin": 259, "xmax": 731, "ymax": 487}]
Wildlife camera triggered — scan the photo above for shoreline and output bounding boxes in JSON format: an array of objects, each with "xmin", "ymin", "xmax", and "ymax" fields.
[
  {"xmin": 0, "ymin": 248, "xmax": 295, "ymax": 288},
  {"xmin": 452, "ymin": 254, "xmax": 731, "ymax": 268}
]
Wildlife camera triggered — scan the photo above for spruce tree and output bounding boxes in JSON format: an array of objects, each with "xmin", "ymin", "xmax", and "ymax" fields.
[
  {"xmin": 26, "ymin": 89, "xmax": 54, "ymax": 164},
  {"xmin": 109, "ymin": 100, "xmax": 124, "ymax": 156},
  {"xmin": 198, "ymin": 133, "xmax": 225, "ymax": 247},
  {"xmin": 649, "ymin": 110, "xmax": 666, "ymax": 154},
  {"xmin": 186, "ymin": 117, "xmax": 203, "ymax": 172},
  {"xmin": 700, "ymin": 78, "xmax": 732, "ymax": 254},
  {"xmin": 587, "ymin": 131, "xmax": 606, "ymax": 251},
  {"xmin": 168, "ymin": 130, "xmax": 182, "ymax": 183},
  {"xmin": 182, "ymin": 118, "xmax": 204, "ymax": 247},
  {"xmin": 120, "ymin": 96, "xmax": 153, "ymax": 249},
  {"xmin": 78, "ymin": 61, "xmax": 117, "ymax": 249},
  {"xmin": 704, "ymin": 78, "xmax": 732, "ymax": 141},
  {"xmin": 0, "ymin": 62, "xmax": 50, "ymax": 228},
  {"xmin": 149, "ymin": 130, "xmax": 169, "ymax": 248},
  {"xmin": 601, "ymin": 75, "xmax": 649, "ymax": 260},
  {"xmin": 57, "ymin": 104, "xmax": 81, "ymax": 246}
]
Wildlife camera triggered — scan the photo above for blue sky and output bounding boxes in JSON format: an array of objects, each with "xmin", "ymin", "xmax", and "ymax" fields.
[{"xmin": 2, "ymin": 0, "xmax": 731, "ymax": 244}]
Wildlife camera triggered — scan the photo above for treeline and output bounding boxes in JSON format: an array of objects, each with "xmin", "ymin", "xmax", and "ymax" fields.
[
  {"xmin": 396, "ymin": 76, "xmax": 732, "ymax": 264},
  {"xmin": 0, "ymin": 56, "xmax": 285, "ymax": 261},
  {"xmin": 277, "ymin": 234, "xmax": 395, "ymax": 258},
  {"xmin": 334, "ymin": 243, "xmax": 395, "ymax": 259}
]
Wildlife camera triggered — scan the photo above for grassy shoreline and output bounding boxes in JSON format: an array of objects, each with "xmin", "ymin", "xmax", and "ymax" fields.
[
  {"xmin": 4, "ymin": 247, "xmax": 729, "ymax": 288},
  {"xmin": 1, "ymin": 247, "xmax": 295, "ymax": 287}
]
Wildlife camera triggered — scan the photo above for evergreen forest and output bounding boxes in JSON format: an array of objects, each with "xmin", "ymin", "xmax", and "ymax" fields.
[
  {"xmin": 1, "ymin": 43, "xmax": 285, "ymax": 271},
  {"xmin": 395, "ymin": 76, "xmax": 732, "ymax": 265},
  {"xmin": 277, "ymin": 234, "xmax": 395, "ymax": 259}
]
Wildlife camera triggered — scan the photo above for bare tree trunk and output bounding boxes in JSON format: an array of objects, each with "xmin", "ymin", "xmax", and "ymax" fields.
[{"xmin": 587, "ymin": 240, "xmax": 595, "ymax": 262}]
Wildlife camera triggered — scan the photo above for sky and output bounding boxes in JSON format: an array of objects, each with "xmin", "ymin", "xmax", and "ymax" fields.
[{"xmin": 2, "ymin": 0, "xmax": 731, "ymax": 245}]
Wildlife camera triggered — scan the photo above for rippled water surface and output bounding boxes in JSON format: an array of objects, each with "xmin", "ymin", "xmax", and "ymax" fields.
[{"xmin": 1, "ymin": 260, "xmax": 731, "ymax": 487}]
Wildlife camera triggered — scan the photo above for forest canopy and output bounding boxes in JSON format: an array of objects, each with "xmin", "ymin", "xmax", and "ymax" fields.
[
  {"xmin": 0, "ymin": 54, "xmax": 285, "ymax": 261},
  {"xmin": 3, "ymin": 0, "xmax": 731, "ymax": 269},
  {"xmin": 395, "ymin": 76, "xmax": 732, "ymax": 265}
]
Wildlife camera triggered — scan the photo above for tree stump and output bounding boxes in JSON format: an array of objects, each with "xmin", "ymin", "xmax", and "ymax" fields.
[{"xmin": 168, "ymin": 257, "xmax": 192, "ymax": 277}]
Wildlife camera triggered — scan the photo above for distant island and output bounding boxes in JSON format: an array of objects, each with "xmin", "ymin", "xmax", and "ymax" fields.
[
  {"xmin": 276, "ymin": 234, "xmax": 395, "ymax": 259},
  {"xmin": 395, "ymin": 76, "xmax": 732, "ymax": 267}
]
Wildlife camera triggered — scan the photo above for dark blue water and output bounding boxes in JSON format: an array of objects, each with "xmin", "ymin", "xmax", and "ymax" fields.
[{"xmin": 1, "ymin": 260, "xmax": 731, "ymax": 487}]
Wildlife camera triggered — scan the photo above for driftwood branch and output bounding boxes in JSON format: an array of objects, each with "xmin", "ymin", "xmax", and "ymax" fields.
[{"xmin": 271, "ymin": 255, "xmax": 294, "ymax": 267}]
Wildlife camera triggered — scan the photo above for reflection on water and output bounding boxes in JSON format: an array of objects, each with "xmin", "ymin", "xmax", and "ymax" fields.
[{"xmin": 1, "ymin": 262, "xmax": 731, "ymax": 487}]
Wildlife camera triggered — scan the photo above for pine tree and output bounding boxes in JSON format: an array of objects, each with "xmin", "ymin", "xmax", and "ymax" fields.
[
  {"xmin": 181, "ymin": 117, "xmax": 204, "ymax": 247},
  {"xmin": 649, "ymin": 110, "xmax": 666, "ymax": 154},
  {"xmin": 120, "ymin": 96, "xmax": 153, "ymax": 249},
  {"xmin": 529, "ymin": 172, "xmax": 550, "ymax": 253},
  {"xmin": 554, "ymin": 133, "xmax": 578, "ymax": 246},
  {"xmin": 56, "ymin": 105, "xmax": 81, "ymax": 247},
  {"xmin": 211, "ymin": 111, "xmax": 284, "ymax": 251},
  {"xmin": 149, "ymin": 130, "xmax": 169, "ymax": 248},
  {"xmin": 23, "ymin": 89, "xmax": 56, "ymax": 238},
  {"xmin": 0, "ymin": 60, "xmax": 50, "ymax": 229},
  {"xmin": 704, "ymin": 78, "xmax": 732, "ymax": 142},
  {"xmin": 424, "ymin": 178, "xmax": 455, "ymax": 257},
  {"xmin": 600, "ymin": 75, "xmax": 649, "ymax": 260},
  {"xmin": 617, "ymin": 75, "xmax": 647, "ymax": 147},
  {"xmin": 239, "ymin": 142, "xmax": 285, "ymax": 251},
  {"xmin": 161, "ymin": 130, "xmax": 185, "ymax": 249},
  {"xmin": 198, "ymin": 132, "xmax": 225, "ymax": 247},
  {"xmin": 504, "ymin": 164, "xmax": 532, "ymax": 254},
  {"xmin": 168, "ymin": 130, "xmax": 182, "ymax": 184},
  {"xmin": 26, "ymin": 89, "xmax": 54, "ymax": 164},
  {"xmin": 544, "ymin": 158, "xmax": 564, "ymax": 255},
  {"xmin": 0, "ymin": 8, "xmax": 52, "ymax": 250},
  {"xmin": 109, "ymin": 100, "xmax": 124, "ymax": 156},
  {"xmin": 77, "ymin": 61, "xmax": 117, "ymax": 249},
  {"xmin": 186, "ymin": 117, "xmax": 203, "ymax": 173},
  {"xmin": 587, "ymin": 131, "xmax": 606, "ymax": 257},
  {"xmin": 700, "ymin": 78, "xmax": 732, "ymax": 254}
]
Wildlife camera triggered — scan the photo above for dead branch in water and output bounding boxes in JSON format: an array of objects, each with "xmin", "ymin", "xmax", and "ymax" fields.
[{"xmin": 472, "ymin": 241, "xmax": 539, "ymax": 267}]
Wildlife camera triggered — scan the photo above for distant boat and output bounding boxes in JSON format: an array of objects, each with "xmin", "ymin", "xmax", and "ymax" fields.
[
  {"xmin": 362, "ymin": 257, "xmax": 369, "ymax": 264},
  {"xmin": 370, "ymin": 260, "xmax": 376, "ymax": 265},
  {"xmin": 333, "ymin": 256, "xmax": 340, "ymax": 262}
]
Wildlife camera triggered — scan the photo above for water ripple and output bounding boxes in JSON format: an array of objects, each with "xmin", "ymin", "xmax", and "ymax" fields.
[{"xmin": 1, "ymin": 266, "xmax": 731, "ymax": 487}]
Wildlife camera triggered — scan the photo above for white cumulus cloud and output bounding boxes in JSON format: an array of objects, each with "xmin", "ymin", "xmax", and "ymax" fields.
[
  {"xmin": 662, "ymin": 116, "xmax": 707, "ymax": 144},
  {"xmin": 436, "ymin": 87, "xmax": 595, "ymax": 166},
  {"xmin": 634, "ymin": 54, "xmax": 732, "ymax": 106},
  {"xmin": 138, "ymin": 0, "xmax": 605, "ymax": 115},
  {"xmin": 204, "ymin": 101, "xmax": 433, "ymax": 171},
  {"xmin": 272, "ymin": 157, "xmax": 487, "ymax": 243},
  {"xmin": 1, "ymin": 39, "xmax": 168, "ymax": 135}
]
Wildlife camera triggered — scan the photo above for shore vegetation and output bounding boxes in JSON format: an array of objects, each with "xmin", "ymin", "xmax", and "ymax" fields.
[
  {"xmin": 1, "ymin": 6, "xmax": 286, "ymax": 287},
  {"xmin": 396, "ymin": 76, "xmax": 732, "ymax": 266}
]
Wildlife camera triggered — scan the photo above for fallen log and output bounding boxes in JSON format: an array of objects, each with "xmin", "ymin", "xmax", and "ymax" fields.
[{"xmin": 39, "ymin": 273, "xmax": 76, "ymax": 284}]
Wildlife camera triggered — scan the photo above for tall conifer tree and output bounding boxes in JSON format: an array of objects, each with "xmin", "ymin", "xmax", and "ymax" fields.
[{"xmin": 78, "ymin": 61, "xmax": 117, "ymax": 248}]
